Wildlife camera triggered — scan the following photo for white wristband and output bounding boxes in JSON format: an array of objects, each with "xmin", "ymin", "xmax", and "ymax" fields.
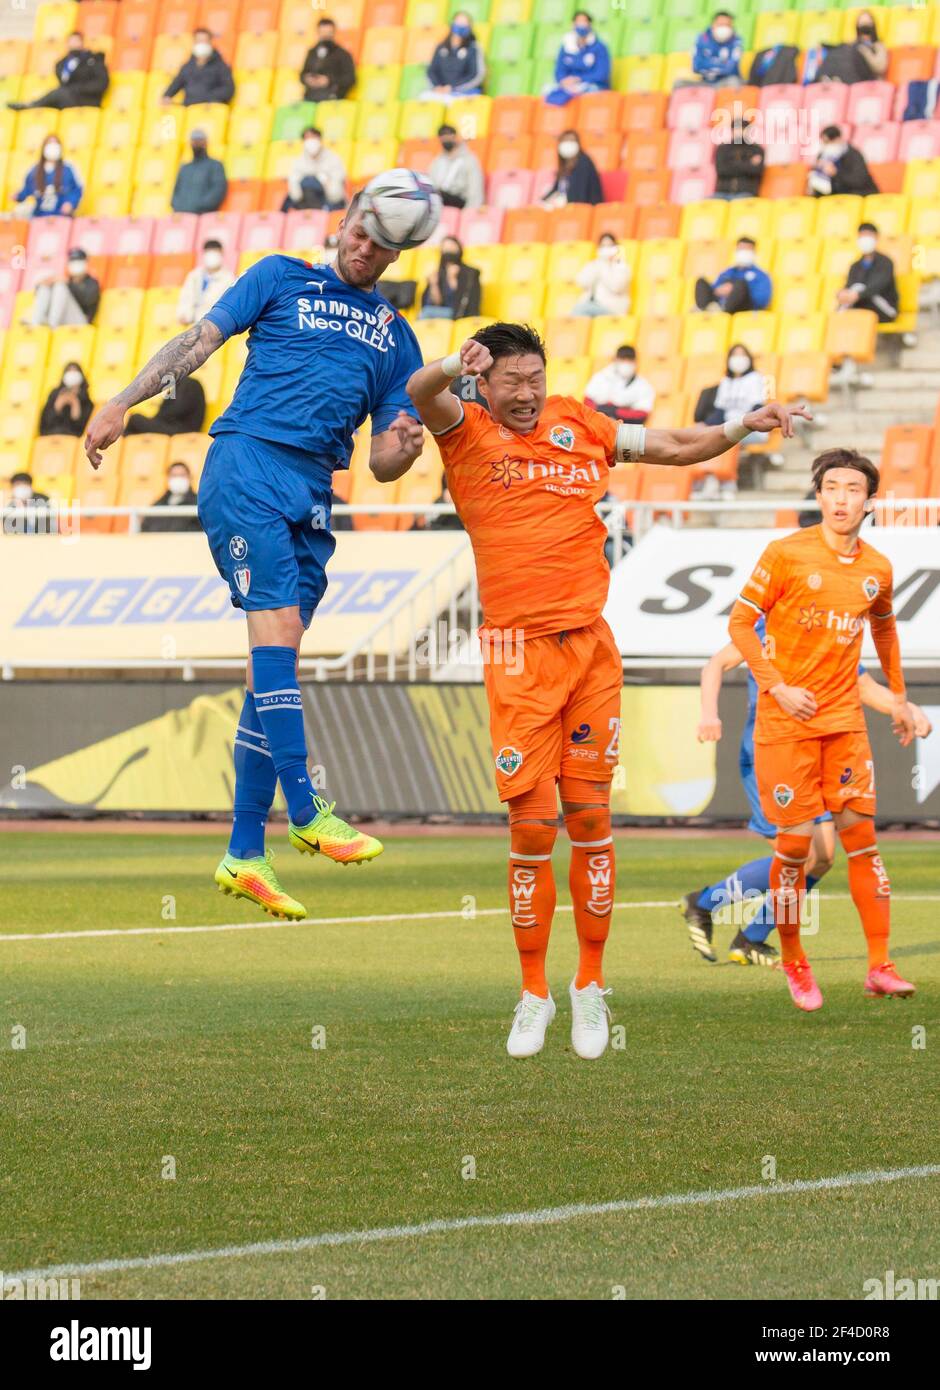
[
  {"xmin": 615, "ymin": 422, "xmax": 646, "ymax": 463},
  {"xmin": 441, "ymin": 352, "xmax": 463, "ymax": 378},
  {"xmin": 722, "ymin": 413, "xmax": 749, "ymax": 443}
]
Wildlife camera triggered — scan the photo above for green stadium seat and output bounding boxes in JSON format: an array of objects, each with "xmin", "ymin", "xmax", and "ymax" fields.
[
  {"xmin": 616, "ymin": 0, "xmax": 661, "ymax": 19},
  {"xmin": 398, "ymin": 65, "xmax": 430, "ymax": 101},
  {"xmin": 271, "ymin": 102, "xmax": 318, "ymax": 142},
  {"xmin": 533, "ymin": 22, "xmax": 568, "ymax": 61},
  {"xmin": 532, "ymin": 0, "xmax": 571, "ymax": 24},
  {"xmin": 531, "ymin": 56, "xmax": 557, "ymax": 95},
  {"xmin": 448, "ymin": 0, "xmax": 491, "ymax": 19},
  {"xmin": 664, "ymin": 18, "xmax": 702, "ymax": 54},
  {"xmin": 488, "ymin": 22, "xmax": 535, "ymax": 64},
  {"xmin": 623, "ymin": 19, "xmax": 666, "ymax": 57},
  {"xmin": 485, "ymin": 60, "xmax": 535, "ymax": 96},
  {"xmin": 592, "ymin": 16, "xmax": 624, "ymax": 56}
]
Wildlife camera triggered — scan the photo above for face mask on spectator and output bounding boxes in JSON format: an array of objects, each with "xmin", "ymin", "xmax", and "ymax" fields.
[
  {"xmin": 712, "ymin": 24, "xmax": 733, "ymax": 42},
  {"xmin": 574, "ymin": 23, "xmax": 591, "ymax": 36},
  {"xmin": 193, "ymin": 41, "xmax": 212, "ymax": 58},
  {"xmin": 615, "ymin": 361, "xmax": 636, "ymax": 381},
  {"xmin": 558, "ymin": 140, "xmax": 579, "ymax": 160},
  {"xmin": 440, "ymin": 245, "xmax": 462, "ymax": 264},
  {"xmin": 451, "ymin": 22, "xmax": 471, "ymax": 37},
  {"xmin": 12, "ymin": 483, "xmax": 32, "ymax": 502},
  {"xmin": 168, "ymin": 475, "xmax": 191, "ymax": 496},
  {"xmin": 728, "ymin": 354, "xmax": 750, "ymax": 376},
  {"xmin": 857, "ymin": 23, "xmax": 875, "ymax": 39},
  {"xmin": 66, "ymin": 257, "xmax": 86, "ymax": 276},
  {"xmin": 858, "ymin": 234, "xmax": 877, "ymax": 255},
  {"xmin": 304, "ymin": 137, "xmax": 322, "ymax": 156},
  {"xmin": 821, "ymin": 142, "xmax": 844, "ymax": 161},
  {"xmin": 203, "ymin": 249, "xmax": 223, "ymax": 271},
  {"xmin": 63, "ymin": 369, "xmax": 83, "ymax": 389},
  {"xmin": 440, "ymin": 137, "xmax": 457, "ymax": 152},
  {"xmin": 43, "ymin": 142, "xmax": 61, "ymax": 162},
  {"xmin": 598, "ymin": 243, "xmax": 618, "ymax": 259},
  {"xmin": 734, "ymin": 247, "xmax": 755, "ymax": 267}
]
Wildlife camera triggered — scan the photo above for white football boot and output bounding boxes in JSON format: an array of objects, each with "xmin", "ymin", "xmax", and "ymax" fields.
[
  {"xmin": 506, "ymin": 990, "xmax": 556, "ymax": 1058},
  {"xmin": 569, "ymin": 980, "xmax": 612, "ymax": 1059}
]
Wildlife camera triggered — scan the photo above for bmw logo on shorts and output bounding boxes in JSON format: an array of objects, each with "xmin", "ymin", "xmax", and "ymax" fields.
[{"xmin": 229, "ymin": 535, "xmax": 248, "ymax": 560}]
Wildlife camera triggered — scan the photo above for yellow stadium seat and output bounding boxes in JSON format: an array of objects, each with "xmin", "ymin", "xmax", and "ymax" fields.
[
  {"xmin": 1, "ymin": 324, "xmax": 50, "ymax": 389},
  {"xmin": 450, "ymin": 317, "xmax": 496, "ymax": 351},
  {"xmin": 637, "ymin": 238, "xmax": 683, "ymax": 284},
  {"xmin": 775, "ymin": 312, "xmax": 826, "ymax": 355},
  {"xmin": 85, "ymin": 181, "xmax": 133, "ymax": 218},
  {"xmin": 89, "ymin": 326, "xmax": 140, "ymax": 395},
  {"xmin": 398, "ymin": 100, "xmax": 445, "ymax": 142},
  {"xmin": 356, "ymin": 101, "xmax": 399, "ymax": 143},
  {"xmin": 621, "ymin": 56, "xmax": 665, "ymax": 94},
  {"xmin": 397, "ymin": 441, "xmax": 444, "ymax": 525},
  {"xmin": 228, "ymin": 105, "xmax": 274, "ymax": 149},
  {"xmin": 262, "ymin": 139, "xmax": 300, "ymax": 180},
  {"xmin": 139, "ymin": 105, "xmax": 186, "ymax": 150},
  {"xmin": 144, "ymin": 71, "xmax": 174, "ymax": 108},
  {"xmin": 58, "ymin": 106, "xmax": 100, "ymax": 152},
  {"xmin": 588, "ymin": 316, "xmax": 639, "ymax": 361},
  {"xmin": 909, "ymin": 197, "xmax": 940, "ymax": 242},
  {"xmin": 232, "ymin": 67, "xmax": 274, "ymax": 108},
  {"xmin": 543, "ymin": 283, "xmax": 584, "ymax": 317},
  {"xmin": 447, "ymin": 96, "xmax": 491, "ymax": 141},
  {"xmin": 770, "ymin": 197, "xmax": 818, "ymax": 243},
  {"xmin": 0, "ymin": 365, "xmax": 44, "ymax": 417},
  {"xmin": 546, "ymin": 240, "xmax": 594, "ymax": 285},
  {"xmin": 885, "ymin": 6, "xmax": 930, "ymax": 47},
  {"xmin": 662, "ymin": 52, "xmax": 694, "ymax": 89},
  {"xmin": 725, "ymin": 198, "xmax": 774, "ymax": 246},
  {"xmin": 271, "ymin": 67, "xmax": 304, "ymax": 107},
  {"xmin": 633, "ymin": 280, "xmax": 682, "ymax": 318},
  {"xmin": 152, "ymin": 34, "xmax": 194, "ymax": 76},
  {"xmin": 682, "ymin": 238, "xmax": 732, "ymax": 286},
  {"xmin": 822, "ymin": 238, "xmax": 858, "ymax": 281},
  {"xmin": 167, "ymin": 434, "xmax": 211, "ymax": 486},
  {"xmin": 861, "ymin": 193, "xmax": 909, "ymax": 237},
  {"xmin": 879, "ymin": 272, "xmax": 919, "ymax": 336},
  {"xmin": 774, "ymin": 278, "xmax": 821, "ymax": 317},
  {"xmin": 680, "ymin": 313, "xmax": 731, "ymax": 358},
  {"xmin": 730, "ymin": 311, "xmax": 778, "ymax": 358},
  {"xmin": 824, "ymin": 307, "xmax": 878, "ymax": 362},
  {"xmin": 97, "ymin": 288, "xmax": 146, "ymax": 336},
  {"xmin": 405, "ymin": 0, "xmax": 447, "ymax": 25},
  {"xmin": 354, "ymin": 65, "xmax": 403, "ymax": 106},
  {"xmin": 43, "ymin": 325, "xmax": 96, "ymax": 393},
  {"xmin": 680, "ymin": 200, "xmax": 728, "ymax": 244},
  {"xmin": 544, "ymin": 318, "xmax": 592, "ymax": 359},
  {"xmin": 464, "ymin": 244, "xmax": 506, "ymax": 284},
  {"xmin": 117, "ymin": 434, "xmax": 171, "ymax": 492},
  {"xmin": 490, "ymin": 0, "xmax": 532, "ymax": 21},
  {"xmin": 546, "ymin": 357, "xmax": 591, "ymax": 399},
  {"xmin": 132, "ymin": 146, "xmax": 178, "ymax": 193},
  {"xmin": 183, "ymin": 103, "xmax": 229, "ymax": 144},
  {"xmin": 314, "ymin": 100, "xmax": 357, "ymax": 144},
  {"xmin": 350, "ymin": 139, "xmax": 399, "ymax": 182},
  {"xmin": 777, "ymin": 351, "xmax": 831, "ymax": 403},
  {"xmin": 880, "ymin": 233, "xmax": 913, "ymax": 275},
  {"xmin": 798, "ymin": 9, "xmax": 843, "ymax": 48},
  {"xmin": 499, "ymin": 283, "xmax": 546, "ymax": 320},
  {"xmin": 225, "ymin": 145, "xmax": 265, "ymax": 180},
  {"xmin": 0, "ymin": 406, "xmax": 36, "ymax": 474},
  {"xmin": 98, "ymin": 106, "xmax": 143, "ymax": 151},
  {"xmin": 143, "ymin": 287, "xmax": 184, "ymax": 341},
  {"xmin": 771, "ymin": 238, "xmax": 821, "ymax": 281},
  {"xmin": 106, "ymin": 71, "xmax": 147, "ymax": 112},
  {"xmin": 412, "ymin": 317, "xmax": 453, "ymax": 360},
  {"xmin": 815, "ymin": 194, "xmax": 864, "ymax": 242},
  {"xmin": 504, "ymin": 242, "xmax": 549, "ymax": 284},
  {"xmin": 754, "ymin": 11, "xmax": 800, "ymax": 50},
  {"xmin": 33, "ymin": 2, "xmax": 79, "ymax": 44},
  {"xmin": 233, "ymin": 31, "xmax": 279, "ymax": 73},
  {"xmin": 13, "ymin": 107, "xmax": 60, "ymax": 153}
]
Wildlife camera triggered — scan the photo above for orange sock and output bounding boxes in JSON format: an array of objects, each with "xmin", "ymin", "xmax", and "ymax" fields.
[
  {"xmin": 770, "ymin": 832, "xmax": 812, "ymax": 965},
  {"xmin": 565, "ymin": 806, "xmax": 614, "ymax": 988},
  {"xmin": 508, "ymin": 782, "xmax": 558, "ymax": 998},
  {"xmin": 840, "ymin": 819, "xmax": 891, "ymax": 969}
]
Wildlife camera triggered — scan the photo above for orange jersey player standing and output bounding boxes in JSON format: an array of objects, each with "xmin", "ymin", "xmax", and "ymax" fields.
[
  {"xmin": 729, "ymin": 447, "xmax": 918, "ymax": 1013},
  {"xmin": 402, "ymin": 321, "xmax": 806, "ymax": 1058}
]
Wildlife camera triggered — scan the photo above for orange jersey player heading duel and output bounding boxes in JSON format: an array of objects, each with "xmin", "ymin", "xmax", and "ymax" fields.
[
  {"xmin": 401, "ymin": 321, "xmax": 807, "ymax": 1059},
  {"xmin": 729, "ymin": 447, "xmax": 918, "ymax": 1013}
]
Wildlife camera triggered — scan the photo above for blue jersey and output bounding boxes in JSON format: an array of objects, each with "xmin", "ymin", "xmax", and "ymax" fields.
[{"xmin": 204, "ymin": 256, "xmax": 423, "ymax": 472}]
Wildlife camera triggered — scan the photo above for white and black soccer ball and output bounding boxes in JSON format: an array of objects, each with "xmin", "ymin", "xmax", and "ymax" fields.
[{"xmin": 358, "ymin": 168, "xmax": 442, "ymax": 252}]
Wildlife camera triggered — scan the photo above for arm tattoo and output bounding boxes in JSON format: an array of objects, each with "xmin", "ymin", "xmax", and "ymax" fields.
[{"xmin": 112, "ymin": 318, "xmax": 223, "ymax": 411}]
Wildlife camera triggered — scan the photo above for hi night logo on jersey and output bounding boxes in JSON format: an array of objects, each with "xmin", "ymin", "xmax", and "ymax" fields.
[{"xmin": 487, "ymin": 455, "xmax": 603, "ymax": 490}]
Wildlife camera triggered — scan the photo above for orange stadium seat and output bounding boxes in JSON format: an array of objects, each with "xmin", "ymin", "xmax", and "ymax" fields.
[
  {"xmin": 760, "ymin": 164, "xmax": 810, "ymax": 200},
  {"xmin": 502, "ymin": 206, "xmax": 548, "ymax": 243},
  {"xmin": 624, "ymin": 130, "xmax": 668, "ymax": 173},
  {"xmin": 148, "ymin": 252, "xmax": 195, "ymax": 289},
  {"xmin": 103, "ymin": 254, "xmax": 151, "ymax": 290},
  {"xmin": 621, "ymin": 92, "xmax": 667, "ymax": 135},
  {"xmin": 681, "ymin": 354, "xmax": 727, "ymax": 405},
  {"xmin": 824, "ymin": 308, "xmax": 878, "ymax": 363},
  {"xmin": 544, "ymin": 318, "xmax": 592, "ymax": 360},
  {"xmin": 878, "ymin": 425, "xmax": 933, "ymax": 498},
  {"xmin": 628, "ymin": 170, "xmax": 671, "ymax": 207},
  {"xmin": 489, "ymin": 96, "xmax": 535, "ymax": 139},
  {"xmin": 590, "ymin": 204, "xmax": 636, "ymax": 241},
  {"xmin": 636, "ymin": 315, "xmax": 682, "ymax": 364},
  {"xmin": 577, "ymin": 92, "xmax": 623, "ymax": 138},
  {"xmin": 634, "ymin": 204, "xmax": 680, "ymax": 240}
]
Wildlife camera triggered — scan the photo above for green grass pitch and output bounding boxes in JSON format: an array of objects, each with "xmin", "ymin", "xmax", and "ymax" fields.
[{"xmin": 1, "ymin": 828, "xmax": 937, "ymax": 1300}]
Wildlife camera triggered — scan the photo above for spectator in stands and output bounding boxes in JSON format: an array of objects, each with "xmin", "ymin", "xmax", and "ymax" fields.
[
  {"xmin": 683, "ymin": 11, "xmax": 743, "ymax": 88},
  {"xmin": 423, "ymin": 12, "xmax": 485, "ymax": 102},
  {"xmin": 177, "ymin": 240, "xmax": 235, "ymax": 326},
  {"xmin": 428, "ymin": 124, "xmax": 484, "ymax": 210},
  {"xmin": 300, "ymin": 16, "xmax": 356, "ymax": 102},
  {"xmin": 695, "ymin": 238, "xmax": 772, "ymax": 314},
  {"xmin": 282, "ymin": 127, "xmax": 347, "ymax": 212},
  {"xmin": 162, "ymin": 29, "xmax": 234, "ymax": 107},
  {"xmin": 543, "ymin": 11, "xmax": 611, "ymax": 107},
  {"xmin": 572, "ymin": 233, "xmax": 631, "ymax": 317},
  {"xmin": 7, "ymin": 30, "xmax": 109, "ymax": 110},
  {"xmin": 541, "ymin": 130, "xmax": 603, "ymax": 208},
  {"xmin": 419, "ymin": 237, "xmax": 482, "ymax": 321},
  {"xmin": 811, "ymin": 10, "xmax": 887, "ymax": 85},
  {"xmin": 12, "ymin": 135, "xmax": 82, "ymax": 217},
  {"xmin": 585, "ymin": 346, "xmax": 654, "ymax": 423},
  {"xmin": 808, "ymin": 125, "xmax": 878, "ymax": 197},
  {"xmin": 30, "ymin": 247, "xmax": 99, "ymax": 327},
  {"xmin": 330, "ymin": 489, "xmax": 352, "ymax": 531},
  {"xmin": 836, "ymin": 223, "xmax": 898, "ymax": 325},
  {"xmin": 38, "ymin": 362, "xmax": 93, "ymax": 438},
  {"xmin": 695, "ymin": 344, "xmax": 769, "ymax": 445},
  {"xmin": 421, "ymin": 484, "xmax": 464, "ymax": 531},
  {"xmin": 6, "ymin": 472, "xmax": 50, "ymax": 510},
  {"xmin": 171, "ymin": 129, "xmax": 227, "ymax": 214},
  {"xmin": 712, "ymin": 114, "xmax": 764, "ymax": 199},
  {"xmin": 140, "ymin": 462, "xmax": 202, "ymax": 534},
  {"xmin": 124, "ymin": 377, "xmax": 206, "ymax": 437}
]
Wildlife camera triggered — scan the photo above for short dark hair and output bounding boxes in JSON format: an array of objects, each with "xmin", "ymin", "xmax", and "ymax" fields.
[
  {"xmin": 812, "ymin": 448, "xmax": 880, "ymax": 498},
  {"xmin": 318, "ymin": 15, "xmax": 335, "ymax": 24},
  {"xmin": 615, "ymin": 345, "xmax": 636, "ymax": 361},
  {"xmin": 203, "ymin": 238, "xmax": 223, "ymax": 251},
  {"xmin": 858, "ymin": 221, "xmax": 877, "ymax": 234},
  {"xmin": 822, "ymin": 124, "xmax": 842, "ymax": 141},
  {"xmin": 301, "ymin": 126, "xmax": 322, "ymax": 138},
  {"xmin": 437, "ymin": 123, "xmax": 457, "ymax": 136},
  {"xmin": 10, "ymin": 472, "xmax": 32, "ymax": 485},
  {"xmin": 472, "ymin": 322, "xmax": 546, "ymax": 376},
  {"xmin": 573, "ymin": 10, "xmax": 592, "ymax": 21},
  {"xmin": 736, "ymin": 235, "xmax": 756, "ymax": 247},
  {"xmin": 168, "ymin": 460, "xmax": 191, "ymax": 475},
  {"xmin": 194, "ymin": 26, "xmax": 211, "ymax": 38},
  {"xmin": 69, "ymin": 30, "xmax": 83, "ymax": 40},
  {"xmin": 712, "ymin": 11, "xmax": 733, "ymax": 21}
]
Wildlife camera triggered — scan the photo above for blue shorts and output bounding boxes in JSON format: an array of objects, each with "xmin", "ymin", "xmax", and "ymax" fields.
[
  {"xmin": 198, "ymin": 433, "xmax": 337, "ymax": 627},
  {"xmin": 740, "ymin": 737, "xmax": 831, "ymax": 839}
]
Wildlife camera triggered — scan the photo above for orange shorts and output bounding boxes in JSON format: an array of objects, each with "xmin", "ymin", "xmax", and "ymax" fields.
[
  {"xmin": 755, "ymin": 729, "xmax": 876, "ymax": 828},
  {"xmin": 482, "ymin": 615, "xmax": 623, "ymax": 802}
]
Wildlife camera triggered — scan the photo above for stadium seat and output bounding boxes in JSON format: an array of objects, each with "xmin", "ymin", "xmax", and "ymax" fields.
[
  {"xmin": 845, "ymin": 81, "xmax": 894, "ymax": 128},
  {"xmin": 637, "ymin": 462, "xmax": 692, "ymax": 508},
  {"xmin": 880, "ymin": 271, "xmax": 920, "ymax": 336},
  {"xmin": 730, "ymin": 311, "xmax": 778, "ymax": 358},
  {"xmin": 577, "ymin": 92, "xmax": 624, "ymax": 138},
  {"xmin": 29, "ymin": 433, "xmax": 79, "ymax": 501},
  {"xmin": 457, "ymin": 205, "xmax": 504, "ymax": 245},
  {"xmin": 546, "ymin": 356, "xmax": 591, "ymax": 398},
  {"xmin": 853, "ymin": 122, "xmax": 900, "ymax": 167},
  {"xmin": 635, "ymin": 203, "xmax": 681, "ymax": 240},
  {"xmin": 544, "ymin": 317, "xmax": 592, "ymax": 360},
  {"xmin": 862, "ymin": 193, "xmax": 909, "ymax": 237},
  {"xmin": 628, "ymin": 170, "xmax": 671, "ymax": 207},
  {"xmin": 118, "ymin": 432, "xmax": 171, "ymax": 491},
  {"xmin": 897, "ymin": 121, "xmax": 940, "ymax": 164},
  {"xmin": 489, "ymin": 95, "xmax": 535, "ymax": 139},
  {"xmin": 670, "ymin": 166, "xmax": 717, "ymax": 205},
  {"xmin": 801, "ymin": 81, "xmax": 849, "ymax": 131},
  {"xmin": 887, "ymin": 46, "xmax": 935, "ymax": 88},
  {"xmin": 679, "ymin": 200, "xmax": 728, "ymax": 244},
  {"xmin": 681, "ymin": 312, "xmax": 731, "ymax": 359},
  {"xmin": 867, "ymin": 162, "xmax": 906, "ymax": 195},
  {"xmin": 824, "ymin": 307, "xmax": 878, "ymax": 363},
  {"xmin": 680, "ymin": 353, "xmax": 726, "ymax": 407},
  {"xmin": 815, "ymin": 194, "xmax": 864, "ymax": 242},
  {"xmin": 636, "ymin": 315, "xmax": 681, "ymax": 364},
  {"xmin": 776, "ymin": 351, "xmax": 830, "ymax": 403},
  {"xmin": 725, "ymin": 198, "xmax": 774, "ymax": 245},
  {"xmin": 501, "ymin": 205, "xmax": 547, "ymax": 243},
  {"xmin": 487, "ymin": 169, "xmax": 535, "ymax": 209},
  {"xmin": 904, "ymin": 160, "xmax": 940, "ymax": 203},
  {"xmin": 624, "ymin": 130, "xmax": 668, "ymax": 173},
  {"xmin": 666, "ymin": 85, "xmax": 715, "ymax": 133},
  {"xmin": 878, "ymin": 424, "xmax": 933, "ymax": 499},
  {"xmin": 621, "ymin": 92, "xmax": 667, "ymax": 135},
  {"xmin": 776, "ymin": 312, "xmax": 826, "ymax": 355},
  {"xmin": 682, "ymin": 238, "xmax": 732, "ymax": 286},
  {"xmin": 590, "ymin": 203, "xmax": 636, "ymax": 241}
]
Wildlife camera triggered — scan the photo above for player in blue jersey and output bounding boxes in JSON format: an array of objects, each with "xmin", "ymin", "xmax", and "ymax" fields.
[
  {"xmin": 681, "ymin": 617, "xmax": 932, "ymax": 964},
  {"xmin": 85, "ymin": 189, "xmax": 426, "ymax": 919}
]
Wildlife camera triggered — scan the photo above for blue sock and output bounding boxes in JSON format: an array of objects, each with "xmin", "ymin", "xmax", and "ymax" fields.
[
  {"xmin": 697, "ymin": 856, "xmax": 773, "ymax": 914},
  {"xmin": 251, "ymin": 645, "xmax": 321, "ymax": 825},
  {"xmin": 228, "ymin": 690, "xmax": 277, "ymax": 860},
  {"xmin": 744, "ymin": 874, "xmax": 820, "ymax": 942}
]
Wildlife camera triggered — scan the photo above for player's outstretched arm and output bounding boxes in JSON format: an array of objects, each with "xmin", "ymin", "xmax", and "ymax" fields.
[
  {"xmin": 406, "ymin": 339, "xmax": 492, "ymax": 435},
  {"xmin": 636, "ymin": 402, "xmax": 812, "ymax": 468},
  {"xmin": 369, "ymin": 411, "xmax": 426, "ymax": 483},
  {"xmin": 858, "ymin": 672, "xmax": 932, "ymax": 738},
  {"xmin": 84, "ymin": 318, "xmax": 223, "ymax": 468},
  {"xmin": 697, "ymin": 642, "xmax": 744, "ymax": 742}
]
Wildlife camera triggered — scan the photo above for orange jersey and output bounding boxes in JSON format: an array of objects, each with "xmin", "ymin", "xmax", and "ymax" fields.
[
  {"xmin": 735, "ymin": 525, "xmax": 895, "ymax": 744},
  {"xmin": 433, "ymin": 396, "xmax": 618, "ymax": 637}
]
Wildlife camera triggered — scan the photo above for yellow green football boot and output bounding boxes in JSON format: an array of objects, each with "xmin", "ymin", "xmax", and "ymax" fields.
[
  {"xmin": 288, "ymin": 795, "xmax": 384, "ymax": 866},
  {"xmin": 214, "ymin": 850, "xmax": 306, "ymax": 920}
]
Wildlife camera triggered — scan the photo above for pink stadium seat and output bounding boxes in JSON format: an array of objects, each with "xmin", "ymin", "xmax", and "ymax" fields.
[
  {"xmin": 195, "ymin": 212, "xmax": 243, "ymax": 259},
  {"xmin": 112, "ymin": 217, "xmax": 155, "ymax": 256},
  {"xmin": 437, "ymin": 205, "xmax": 460, "ymax": 240},
  {"xmin": 666, "ymin": 130, "xmax": 713, "ymax": 171},
  {"xmin": 487, "ymin": 170, "xmax": 535, "ymax": 210},
  {"xmin": 757, "ymin": 84, "xmax": 801, "ymax": 115},
  {"xmin": 26, "ymin": 216, "xmax": 71, "ymax": 263},
  {"xmin": 898, "ymin": 120, "xmax": 940, "ymax": 163},
  {"xmin": 457, "ymin": 205, "xmax": 504, "ymax": 245},
  {"xmin": 68, "ymin": 217, "xmax": 119, "ymax": 257},
  {"xmin": 846, "ymin": 82, "xmax": 893, "ymax": 127},
  {"xmin": 801, "ymin": 82, "xmax": 848, "ymax": 130},
  {"xmin": 666, "ymin": 85, "xmax": 715, "ymax": 132},
  {"xmin": 282, "ymin": 209, "xmax": 329, "ymax": 251},
  {"xmin": 238, "ymin": 211, "xmax": 285, "ymax": 252},
  {"xmin": 0, "ymin": 261, "xmax": 22, "ymax": 299},
  {"xmin": 0, "ymin": 290, "xmax": 15, "ymax": 328},
  {"xmin": 670, "ymin": 166, "xmax": 716, "ymax": 204},
  {"xmin": 851, "ymin": 122, "xmax": 900, "ymax": 165},
  {"xmin": 152, "ymin": 214, "xmax": 199, "ymax": 256}
]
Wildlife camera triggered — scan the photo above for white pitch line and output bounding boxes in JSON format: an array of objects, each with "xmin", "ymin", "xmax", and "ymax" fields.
[
  {"xmin": 2, "ymin": 894, "xmax": 939, "ymax": 944},
  {"xmin": 8, "ymin": 1164, "xmax": 939, "ymax": 1285},
  {"xmin": 0, "ymin": 900, "xmax": 679, "ymax": 943}
]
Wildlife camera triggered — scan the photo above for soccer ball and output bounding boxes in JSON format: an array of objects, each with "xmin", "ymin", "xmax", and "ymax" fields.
[{"xmin": 358, "ymin": 168, "xmax": 442, "ymax": 252}]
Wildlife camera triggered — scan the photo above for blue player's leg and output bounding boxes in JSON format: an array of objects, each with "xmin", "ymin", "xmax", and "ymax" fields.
[{"xmin": 229, "ymin": 683, "xmax": 277, "ymax": 860}]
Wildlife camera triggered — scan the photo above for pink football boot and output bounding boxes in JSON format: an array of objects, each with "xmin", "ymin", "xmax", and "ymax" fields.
[
  {"xmin": 783, "ymin": 958, "xmax": 824, "ymax": 1012},
  {"xmin": 864, "ymin": 961, "xmax": 915, "ymax": 999}
]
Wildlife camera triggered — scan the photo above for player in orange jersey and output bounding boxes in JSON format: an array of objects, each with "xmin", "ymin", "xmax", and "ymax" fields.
[
  {"xmin": 401, "ymin": 322, "xmax": 807, "ymax": 1057},
  {"xmin": 729, "ymin": 448, "xmax": 917, "ymax": 1013}
]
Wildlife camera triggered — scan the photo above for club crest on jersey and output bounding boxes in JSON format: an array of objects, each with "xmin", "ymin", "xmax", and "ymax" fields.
[
  {"xmin": 807, "ymin": 572, "xmax": 822, "ymax": 591},
  {"xmin": 773, "ymin": 783, "xmax": 794, "ymax": 808},
  {"xmin": 229, "ymin": 535, "xmax": 248, "ymax": 560},
  {"xmin": 863, "ymin": 576, "xmax": 880, "ymax": 602},
  {"xmin": 549, "ymin": 424, "xmax": 574, "ymax": 451},
  {"xmin": 495, "ymin": 746, "xmax": 523, "ymax": 777},
  {"xmin": 234, "ymin": 566, "xmax": 251, "ymax": 597}
]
